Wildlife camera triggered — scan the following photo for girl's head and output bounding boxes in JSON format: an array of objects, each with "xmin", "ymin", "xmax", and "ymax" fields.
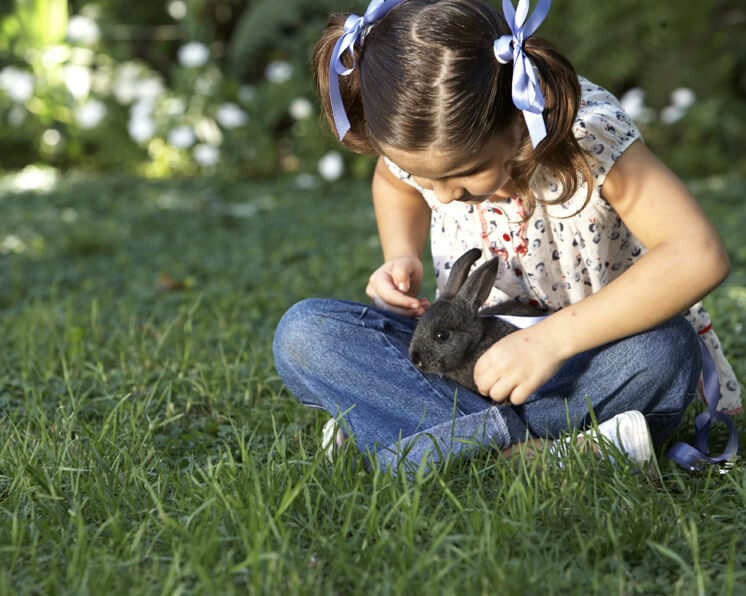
[{"xmin": 313, "ymin": 0, "xmax": 592, "ymax": 213}]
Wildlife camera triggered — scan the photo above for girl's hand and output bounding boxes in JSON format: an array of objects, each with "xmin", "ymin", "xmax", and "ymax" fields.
[
  {"xmin": 473, "ymin": 325, "xmax": 567, "ymax": 405},
  {"xmin": 366, "ymin": 256, "xmax": 430, "ymax": 317}
]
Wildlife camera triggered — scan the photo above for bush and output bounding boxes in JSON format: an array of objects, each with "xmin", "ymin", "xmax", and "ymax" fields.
[{"xmin": 0, "ymin": 0, "xmax": 743, "ymax": 180}]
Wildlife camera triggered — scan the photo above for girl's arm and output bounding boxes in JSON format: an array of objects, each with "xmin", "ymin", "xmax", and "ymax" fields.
[
  {"xmin": 474, "ymin": 140, "xmax": 731, "ymax": 404},
  {"xmin": 367, "ymin": 157, "xmax": 433, "ymax": 317}
]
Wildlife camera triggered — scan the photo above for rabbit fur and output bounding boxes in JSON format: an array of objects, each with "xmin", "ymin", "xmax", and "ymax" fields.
[{"xmin": 408, "ymin": 248, "xmax": 545, "ymax": 393}]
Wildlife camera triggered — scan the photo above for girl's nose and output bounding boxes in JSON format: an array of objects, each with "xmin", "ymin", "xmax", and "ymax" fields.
[{"xmin": 432, "ymin": 180, "xmax": 464, "ymax": 204}]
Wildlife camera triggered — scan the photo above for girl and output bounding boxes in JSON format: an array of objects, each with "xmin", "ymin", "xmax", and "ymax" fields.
[{"xmin": 273, "ymin": 0, "xmax": 741, "ymax": 473}]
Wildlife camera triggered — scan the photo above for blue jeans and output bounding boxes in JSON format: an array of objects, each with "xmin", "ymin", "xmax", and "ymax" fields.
[{"xmin": 273, "ymin": 299, "xmax": 700, "ymax": 472}]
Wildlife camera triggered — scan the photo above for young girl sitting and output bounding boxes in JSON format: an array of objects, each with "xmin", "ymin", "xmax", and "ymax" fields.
[{"xmin": 273, "ymin": 0, "xmax": 741, "ymax": 473}]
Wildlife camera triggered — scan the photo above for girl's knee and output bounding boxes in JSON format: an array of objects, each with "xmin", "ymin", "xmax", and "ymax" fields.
[
  {"xmin": 273, "ymin": 298, "xmax": 367, "ymax": 371},
  {"xmin": 274, "ymin": 299, "xmax": 330, "ymax": 365}
]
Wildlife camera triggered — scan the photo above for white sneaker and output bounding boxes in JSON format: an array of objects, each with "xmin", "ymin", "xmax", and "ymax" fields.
[
  {"xmin": 594, "ymin": 410, "xmax": 654, "ymax": 469},
  {"xmin": 321, "ymin": 418, "xmax": 347, "ymax": 463},
  {"xmin": 555, "ymin": 410, "xmax": 655, "ymax": 473}
]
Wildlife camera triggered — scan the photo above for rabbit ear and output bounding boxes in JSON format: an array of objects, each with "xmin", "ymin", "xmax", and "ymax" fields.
[
  {"xmin": 443, "ymin": 248, "xmax": 482, "ymax": 295},
  {"xmin": 457, "ymin": 257, "xmax": 500, "ymax": 313}
]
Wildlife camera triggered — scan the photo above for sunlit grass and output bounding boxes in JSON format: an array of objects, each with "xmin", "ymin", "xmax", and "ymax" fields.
[{"xmin": 0, "ymin": 173, "xmax": 744, "ymax": 594}]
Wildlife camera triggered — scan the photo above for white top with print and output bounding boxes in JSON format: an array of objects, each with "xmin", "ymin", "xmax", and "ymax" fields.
[{"xmin": 385, "ymin": 77, "xmax": 742, "ymax": 414}]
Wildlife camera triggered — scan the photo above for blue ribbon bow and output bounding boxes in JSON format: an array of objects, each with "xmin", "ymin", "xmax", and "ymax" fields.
[
  {"xmin": 493, "ymin": 0, "xmax": 552, "ymax": 148},
  {"xmin": 329, "ymin": 0, "xmax": 408, "ymax": 141}
]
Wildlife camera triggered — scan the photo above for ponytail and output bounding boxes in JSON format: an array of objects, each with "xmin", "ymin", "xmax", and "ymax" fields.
[
  {"xmin": 505, "ymin": 37, "xmax": 594, "ymax": 219},
  {"xmin": 312, "ymin": 14, "xmax": 377, "ymax": 155}
]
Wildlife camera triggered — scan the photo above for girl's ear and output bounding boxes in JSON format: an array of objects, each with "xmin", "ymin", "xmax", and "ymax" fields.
[
  {"xmin": 443, "ymin": 248, "xmax": 483, "ymax": 295},
  {"xmin": 458, "ymin": 257, "xmax": 500, "ymax": 313}
]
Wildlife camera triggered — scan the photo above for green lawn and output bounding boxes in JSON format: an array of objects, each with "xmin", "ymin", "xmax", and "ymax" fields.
[{"xmin": 0, "ymin": 171, "xmax": 744, "ymax": 594}]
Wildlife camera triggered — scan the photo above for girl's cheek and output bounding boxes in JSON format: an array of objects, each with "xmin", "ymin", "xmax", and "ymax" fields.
[{"xmin": 470, "ymin": 174, "xmax": 504, "ymax": 194}]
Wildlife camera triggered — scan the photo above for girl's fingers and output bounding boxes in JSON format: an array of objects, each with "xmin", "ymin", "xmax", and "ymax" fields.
[
  {"xmin": 488, "ymin": 377, "xmax": 517, "ymax": 403},
  {"xmin": 392, "ymin": 266, "xmax": 411, "ymax": 293},
  {"xmin": 368, "ymin": 274, "xmax": 421, "ymax": 309},
  {"xmin": 366, "ymin": 282, "xmax": 424, "ymax": 316},
  {"xmin": 370, "ymin": 295, "xmax": 421, "ymax": 317}
]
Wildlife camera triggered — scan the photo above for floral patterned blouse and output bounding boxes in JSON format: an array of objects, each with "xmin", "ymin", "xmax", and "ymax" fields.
[{"xmin": 385, "ymin": 77, "xmax": 742, "ymax": 414}]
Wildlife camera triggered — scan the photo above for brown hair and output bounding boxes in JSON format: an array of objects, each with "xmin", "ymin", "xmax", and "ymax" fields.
[{"xmin": 312, "ymin": 0, "xmax": 593, "ymax": 217}]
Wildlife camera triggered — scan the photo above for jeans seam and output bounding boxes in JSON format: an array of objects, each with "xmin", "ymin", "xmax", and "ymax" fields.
[{"xmin": 489, "ymin": 406, "xmax": 510, "ymax": 445}]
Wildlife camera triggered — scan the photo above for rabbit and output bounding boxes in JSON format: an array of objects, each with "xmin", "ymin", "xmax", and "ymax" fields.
[{"xmin": 408, "ymin": 248, "xmax": 545, "ymax": 393}]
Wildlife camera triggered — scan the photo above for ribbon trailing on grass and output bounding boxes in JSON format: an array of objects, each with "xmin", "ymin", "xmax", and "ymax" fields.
[{"xmin": 666, "ymin": 336, "xmax": 739, "ymax": 470}]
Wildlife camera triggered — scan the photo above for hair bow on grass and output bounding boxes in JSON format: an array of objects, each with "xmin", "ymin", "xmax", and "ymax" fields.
[
  {"xmin": 329, "ymin": 0, "xmax": 408, "ymax": 140},
  {"xmin": 493, "ymin": 0, "xmax": 552, "ymax": 148}
]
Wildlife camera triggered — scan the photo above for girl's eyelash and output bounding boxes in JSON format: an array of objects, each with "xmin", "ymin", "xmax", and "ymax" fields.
[
  {"xmin": 458, "ymin": 165, "xmax": 484, "ymax": 177},
  {"xmin": 440, "ymin": 165, "xmax": 483, "ymax": 181}
]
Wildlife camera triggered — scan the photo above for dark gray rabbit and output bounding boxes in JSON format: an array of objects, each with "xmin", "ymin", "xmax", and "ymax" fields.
[{"xmin": 408, "ymin": 248, "xmax": 544, "ymax": 393}]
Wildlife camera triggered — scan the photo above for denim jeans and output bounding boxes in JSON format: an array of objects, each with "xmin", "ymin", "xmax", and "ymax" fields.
[{"xmin": 273, "ymin": 298, "xmax": 701, "ymax": 472}]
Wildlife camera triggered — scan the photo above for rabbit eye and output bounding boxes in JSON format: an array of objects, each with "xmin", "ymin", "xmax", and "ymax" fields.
[{"xmin": 435, "ymin": 330, "xmax": 450, "ymax": 342}]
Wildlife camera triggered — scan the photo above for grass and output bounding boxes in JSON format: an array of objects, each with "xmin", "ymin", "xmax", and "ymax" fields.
[{"xmin": 0, "ymin": 171, "xmax": 744, "ymax": 594}]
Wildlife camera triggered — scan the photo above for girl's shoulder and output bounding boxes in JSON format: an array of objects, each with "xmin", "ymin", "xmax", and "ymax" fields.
[
  {"xmin": 535, "ymin": 77, "xmax": 642, "ymax": 216},
  {"xmin": 573, "ymin": 77, "xmax": 641, "ymax": 171}
]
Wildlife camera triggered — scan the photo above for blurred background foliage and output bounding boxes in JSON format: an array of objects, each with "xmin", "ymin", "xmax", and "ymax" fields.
[{"xmin": 0, "ymin": 0, "xmax": 744, "ymax": 183}]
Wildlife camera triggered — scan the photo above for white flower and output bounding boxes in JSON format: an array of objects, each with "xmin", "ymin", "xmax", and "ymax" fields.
[
  {"xmin": 163, "ymin": 97, "xmax": 186, "ymax": 117},
  {"xmin": 215, "ymin": 102, "xmax": 248, "ymax": 128},
  {"xmin": 295, "ymin": 174, "xmax": 319, "ymax": 189},
  {"xmin": 61, "ymin": 208, "xmax": 78, "ymax": 222},
  {"xmin": 660, "ymin": 87, "xmax": 695, "ymax": 125},
  {"xmin": 67, "ymin": 15, "xmax": 100, "ymax": 45},
  {"xmin": 660, "ymin": 105, "xmax": 685, "ymax": 125},
  {"xmin": 289, "ymin": 97, "xmax": 313, "ymax": 120},
  {"xmin": 238, "ymin": 84, "xmax": 256, "ymax": 103},
  {"xmin": 8, "ymin": 105, "xmax": 26, "ymax": 127},
  {"xmin": 42, "ymin": 129, "xmax": 62, "ymax": 147},
  {"xmin": 265, "ymin": 61, "xmax": 292, "ymax": 84},
  {"xmin": 619, "ymin": 87, "xmax": 644, "ymax": 110},
  {"xmin": 64, "ymin": 64, "xmax": 92, "ymax": 100},
  {"xmin": 113, "ymin": 62, "xmax": 142, "ymax": 104},
  {"xmin": 130, "ymin": 98, "xmax": 154, "ymax": 120},
  {"xmin": 318, "ymin": 151, "xmax": 344, "ymax": 181},
  {"xmin": 136, "ymin": 77, "xmax": 164, "ymax": 103},
  {"xmin": 619, "ymin": 87, "xmax": 655, "ymax": 124},
  {"xmin": 670, "ymin": 87, "xmax": 695, "ymax": 109},
  {"xmin": 41, "ymin": 45, "xmax": 70, "ymax": 69},
  {"xmin": 70, "ymin": 47, "xmax": 95, "ymax": 66},
  {"xmin": 128, "ymin": 114, "xmax": 156, "ymax": 143},
  {"xmin": 193, "ymin": 143, "xmax": 219, "ymax": 166},
  {"xmin": 195, "ymin": 74, "xmax": 216, "ymax": 95},
  {"xmin": 0, "ymin": 66, "xmax": 34, "ymax": 103},
  {"xmin": 91, "ymin": 64, "xmax": 113, "ymax": 94},
  {"xmin": 74, "ymin": 99, "xmax": 107, "ymax": 129},
  {"xmin": 168, "ymin": 0, "xmax": 187, "ymax": 20},
  {"xmin": 178, "ymin": 42, "xmax": 210, "ymax": 68},
  {"xmin": 195, "ymin": 118, "xmax": 223, "ymax": 146},
  {"xmin": 167, "ymin": 125, "xmax": 196, "ymax": 149},
  {"xmin": 9, "ymin": 165, "xmax": 59, "ymax": 192},
  {"xmin": 1, "ymin": 235, "xmax": 26, "ymax": 254}
]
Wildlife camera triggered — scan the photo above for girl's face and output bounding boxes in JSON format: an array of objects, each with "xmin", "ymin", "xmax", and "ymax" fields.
[{"xmin": 381, "ymin": 126, "xmax": 520, "ymax": 205}]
